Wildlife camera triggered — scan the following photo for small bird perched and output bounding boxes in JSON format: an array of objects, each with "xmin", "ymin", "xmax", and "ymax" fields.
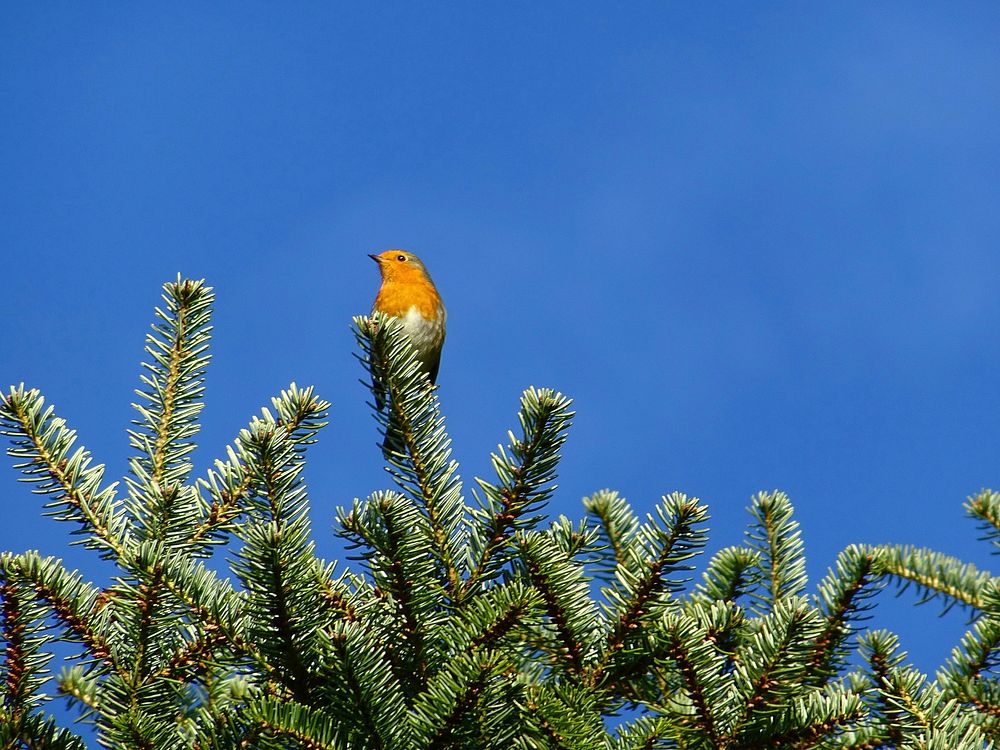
[{"xmin": 369, "ymin": 249, "xmax": 446, "ymax": 455}]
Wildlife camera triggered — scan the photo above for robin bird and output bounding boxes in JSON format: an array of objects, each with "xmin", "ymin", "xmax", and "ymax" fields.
[{"xmin": 369, "ymin": 249, "xmax": 446, "ymax": 455}]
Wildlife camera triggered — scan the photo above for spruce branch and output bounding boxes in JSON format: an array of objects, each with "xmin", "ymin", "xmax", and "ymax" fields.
[
  {"xmin": 7, "ymin": 552, "xmax": 117, "ymax": 670},
  {"xmin": 732, "ymin": 687, "xmax": 864, "ymax": 750},
  {"xmin": 0, "ymin": 385, "xmax": 127, "ymax": 558},
  {"xmin": 937, "ymin": 580, "xmax": 1000, "ymax": 722},
  {"xmin": 232, "ymin": 418, "xmax": 329, "ymax": 704},
  {"xmin": 126, "ymin": 277, "xmax": 213, "ymax": 549},
  {"xmin": 129, "ymin": 541, "xmax": 254, "ymax": 660},
  {"xmin": 3, "ymin": 275, "xmax": 997, "ymax": 747},
  {"xmin": 521, "ymin": 682, "xmax": 609, "ymax": 750},
  {"xmin": 320, "ymin": 619, "xmax": 412, "ymax": 750},
  {"xmin": 464, "ymin": 387, "xmax": 574, "ymax": 598},
  {"xmin": 0, "ymin": 710, "xmax": 88, "ymax": 750},
  {"xmin": 730, "ymin": 598, "xmax": 824, "ymax": 728},
  {"xmin": 654, "ymin": 611, "xmax": 729, "ymax": 748},
  {"xmin": 517, "ymin": 530, "xmax": 601, "ymax": 676},
  {"xmin": 354, "ymin": 314, "xmax": 465, "ymax": 597},
  {"xmin": 311, "ymin": 559, "xmax": 358, "ymax": 625},
  {"xmin": 694, "ymin": 546, "xmax": 761, "ymax": 605},
  {"xmin": 410, "ymin": 650, "xmax": 519, "ymax": 750},
  {"xmin": 452, "ymin": 581, "xmax": 543, "ymax": 654},
  {"xmin": 608, "ymin": 714, "xmax": 673, "ymax": 750},
  {"xmin": 746, "ymin": 491, "xmax": 807, "ymax": 612},
  {"xmin": 187, "ymin": 383, "xmax": 329, "ymax": 553},
  {"xmin": 236, "ymin": 698, "xmax": 348, "ymax": 750},
  {"xmin": 585, "ymin": 490, "xmax": 642, "ymax": 582},
  {"xmin": 599, "ymin": 494, "xmax": 710, "ymax": 670},
  {"xmin": 861, "ymin": 630, "xmax": 948, "ymax": 747},
  {"xmin": 808, "ymin": 544, "xmax": 886, "ymax": 682},
  {"xmin": 1, "ymin": 555, "xmax": 53, "ymax": 725},
  {"xmin": 877, "ymin": 544, "xmax": 989, "ymax": 612},
  {"xmin": 337, "ymin": 491, "xmax": 443, "ymax": 691},
  {"xmin": 968, "ymin": 489, "xmax": 1000, "ymax": 555}
]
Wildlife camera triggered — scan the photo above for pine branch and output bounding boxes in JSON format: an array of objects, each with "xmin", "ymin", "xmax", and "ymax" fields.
[
  {"xmin": 0, "ymin": 710, "xmax": 87, "ymax": 750},
  {"xmin": 464, "ymin": 387, "xmax": 573, "ymax": 598},
  {"xmin": 877, "ymin": 544, "xmax": 990, "ymax": 612},
  {"xmin": 599, "ymin": 494, "xmax": 709, "ymax": 671},
  {"xmin": 694, "ymin": 546, "xmax": 761, "ymax": 605},
  {"xmin": 1, "ymin": 555, "xmax": 54, "ymax": 725},
  {"xmin": 0, "ymin": 385, "xmax": 127, "ymax": 558},
  {"xmin": 745, "ymin": 491, "xmax": 807, "ymax": 612},
  {"xmin": 354, "ymin": 314, "xmax": 465, "ymax": 597},
  {"xmin": 967, "ymin": 489, "xmax": 1000, "ymax": 555},
  {"xmin": 126, "ymin": 277, "xmax": 213, "ymax": 549},
  {"xmin": 585, "ymin": 490, "xmax": 642, "ymax": 582},
  {"xmin": 337, "ymin": 491, "xmax": 443, "ymax": 692},
  {"xmin": 233, "ymin": 418, "xmax": 328, "ymax": 705},
  {"xmin": 808, "ymin": 544, "xmax": 886, "ymax": 683},
  {"xmin": 517, "ymin": 530, "xmax": 601, "ymax": 676},
  {"xmin": 187, "ymin": 383, "xmax": 329, "ymax": 553}
]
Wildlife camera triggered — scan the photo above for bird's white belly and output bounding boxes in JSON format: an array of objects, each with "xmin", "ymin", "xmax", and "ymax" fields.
[{"xmin": 400, "ymin": 305, "xmax": 446, "ymax": 358}]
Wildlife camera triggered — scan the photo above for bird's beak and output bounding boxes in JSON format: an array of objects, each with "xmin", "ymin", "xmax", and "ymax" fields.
[{"xmin": 368, "ymin": 254, "xmax": 381, "ymax": 264}]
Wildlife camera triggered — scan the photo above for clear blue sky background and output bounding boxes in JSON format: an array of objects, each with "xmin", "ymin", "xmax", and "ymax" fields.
[{"xmin": 2, "ymin": 1, "xmax": 998, "ymax": 718}]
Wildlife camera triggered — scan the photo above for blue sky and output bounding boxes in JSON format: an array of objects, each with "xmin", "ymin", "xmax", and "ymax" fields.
[{"xmin": 2, "ymin": 0, "xmax": 999, "ymax": 707}]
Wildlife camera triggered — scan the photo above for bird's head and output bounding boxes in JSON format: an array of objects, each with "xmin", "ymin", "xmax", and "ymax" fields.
[{"xmin": 369, "ymin": 249, "xmax": 432, "ymax": 283}]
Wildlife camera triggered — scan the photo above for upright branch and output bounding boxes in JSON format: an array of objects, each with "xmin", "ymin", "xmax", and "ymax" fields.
[
  {"xmin": 746, "ymin": 491, "xmax": 807, "ymax": 613},
  {"xmin": 233, "ymin": 415, "xmax": 330, "ymax": 704},
  {"xmin": 1, "ymin": 555, "xmax": 53, "ymax": 726},
  {"xmin": 594, "ymin": 494, "xmax": 709, "ymax": 686},
  {"xmin": 338, "ymin": 491, "xmax": 442, "ymax": 694},
  {"xmin": 807, "ymin": 544, "xmax": 886, "ymax": 683},
  {"xmin": 584, "ymin": 489, "xmax": 641, "ymax": 581},
  {"xmin": 517, "ymin": 530, "xmax": 600, "ymax": 676},
  {"xmin": 187, "ymin": 384, "xmax": 329, "ymax": 553},
  {"xmin": 463, "ymin": 386, "xmax": 573, "ymax": 598},
  {"xmin": 354, "ymin": 314, "xmax": 465, "ymax": 597},
  {"xmin": 126, "ymin": 277, "xmax": 213, "ymax": 549}
]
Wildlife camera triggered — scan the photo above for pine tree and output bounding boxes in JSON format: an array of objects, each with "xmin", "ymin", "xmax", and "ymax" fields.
[{"xmin": 0, "ymin": 277, "xmax": 995, "ymax": 748}]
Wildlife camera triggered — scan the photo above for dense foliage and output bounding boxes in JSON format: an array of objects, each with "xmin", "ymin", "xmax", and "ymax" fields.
[{"xmin": 1, "ymin": 278, "xmax": 996, "ymax": 749}]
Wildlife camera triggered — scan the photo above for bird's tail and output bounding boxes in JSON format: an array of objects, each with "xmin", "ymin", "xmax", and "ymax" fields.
[{"xmin": 381, "ymin": 410, "xmax": 406, "ymax": 460}]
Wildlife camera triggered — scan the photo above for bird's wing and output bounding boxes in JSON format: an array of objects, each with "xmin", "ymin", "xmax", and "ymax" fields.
[{"xmin": 428, "ymin": 348, "xmax": 441, "ymax": 385}]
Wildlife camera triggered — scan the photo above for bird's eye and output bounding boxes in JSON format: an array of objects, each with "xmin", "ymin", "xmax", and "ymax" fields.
[{"xmin": 396, "ymin": 254, "xmax": 407, "ymax": 262}]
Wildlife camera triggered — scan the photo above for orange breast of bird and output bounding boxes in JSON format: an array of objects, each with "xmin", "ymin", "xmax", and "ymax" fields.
[{"xmin": 373, "ymin": 279, "xmax": 443, "ymax": 320}]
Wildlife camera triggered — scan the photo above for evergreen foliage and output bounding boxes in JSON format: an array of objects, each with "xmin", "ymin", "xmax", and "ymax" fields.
[{"xmin": 0, "ymin": 277, "xmax": 996, "ymax": 748}]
